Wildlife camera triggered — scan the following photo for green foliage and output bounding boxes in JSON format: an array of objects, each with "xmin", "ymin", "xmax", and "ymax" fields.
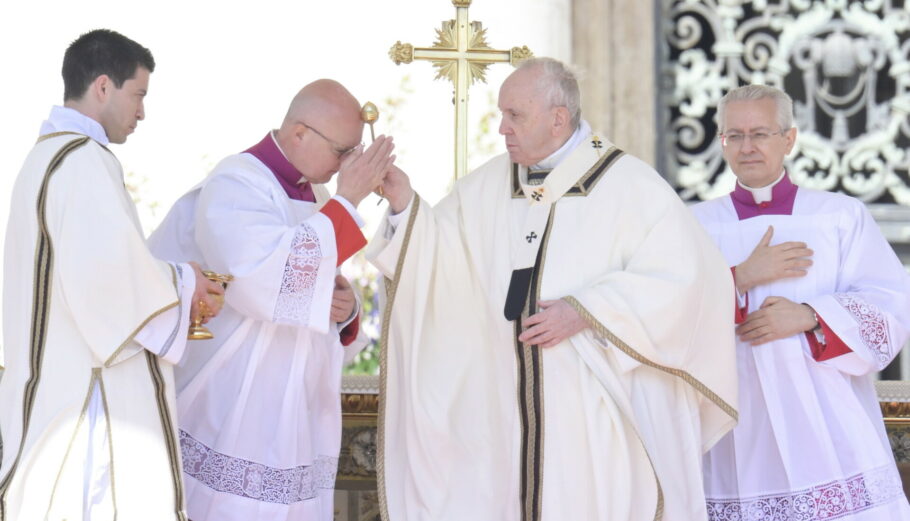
[{"xmin": 343, "ymin": 251, "xmax": 381, "ymax": 375}]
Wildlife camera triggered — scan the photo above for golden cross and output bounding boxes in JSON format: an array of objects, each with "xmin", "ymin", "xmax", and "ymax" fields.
[{"xmin": 389, "ymin": 0, "xmax": 532, "ymax": 181}]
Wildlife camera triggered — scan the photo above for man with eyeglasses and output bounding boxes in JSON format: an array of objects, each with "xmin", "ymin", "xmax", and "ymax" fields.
[
  {"xmin": 147, "ymin": 79, "xmax": 394, "ymax": 521},
  {"xmin": 692, "ymin": 84, "xmax": 910, "ymax": 520},
  {"xmin": 368, "ymin": 57, "xmax": 738, "ymax": 520}
]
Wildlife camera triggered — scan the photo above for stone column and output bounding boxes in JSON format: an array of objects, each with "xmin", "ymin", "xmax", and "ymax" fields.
[{"xmin": 571, "ymin": 0, "xmax": 657, "ymax": 167}]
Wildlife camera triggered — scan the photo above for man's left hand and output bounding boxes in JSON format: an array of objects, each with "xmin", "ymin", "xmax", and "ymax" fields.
[
  {"xmin": 518, "ymin": 299, "xmax": 588, "ymax": 348},
  {"xmin": 736, "ymin": 296, "xmax": 817, "ymax": 346},
  {"xmin": 331, "ymin": 275, "xmax": 356, "ymax": 323}
]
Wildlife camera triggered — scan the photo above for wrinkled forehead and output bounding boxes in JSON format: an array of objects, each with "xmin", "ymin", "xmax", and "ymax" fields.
[
  {"xmin": 722, "ymin": 98, "xmax": 779, "ymax": 131},
  {"xmin": 499, "ymin": 72, "xmax": 542, "ymax": 109}
]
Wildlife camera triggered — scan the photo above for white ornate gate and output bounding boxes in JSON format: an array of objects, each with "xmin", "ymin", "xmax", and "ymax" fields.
[{"xmin": 661, "ymin": 0, "xmax": 910, "ymax": 204}]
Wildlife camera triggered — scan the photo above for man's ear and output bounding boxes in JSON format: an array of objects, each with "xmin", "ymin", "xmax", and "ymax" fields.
[
  {"xmin": 294, "ymin": 122, "xmax": 308, "ymax": 142},
  {"xmin": 552, "ymin": 106, "xmax": 570, "ymax": 136},
  {"xmin": 90, "ymin": 74, "xmax": 113, "ymax": 103},
  {"xmin": 784, "ymin": 127, "xmax": 797, "ymax": 155}
]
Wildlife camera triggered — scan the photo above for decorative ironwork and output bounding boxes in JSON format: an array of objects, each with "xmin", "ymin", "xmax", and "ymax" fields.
[{"xmin": 660, "ymin": 0, "xmax": 910, "ymax": 204}]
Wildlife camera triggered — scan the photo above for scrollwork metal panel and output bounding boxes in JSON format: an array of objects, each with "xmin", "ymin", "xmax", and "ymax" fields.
[{"xmin": 661, "ymin": 0, "xmax": 910, "ymax": 204}]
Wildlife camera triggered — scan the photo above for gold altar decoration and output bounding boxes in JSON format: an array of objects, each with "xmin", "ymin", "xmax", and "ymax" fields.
[
  {"xmin": 187, "ymin": 270, "xmax": 233, "ymax": 340},
  {"xmin": 341, "ymin": 393, "xmax": 380, "ymax": 416},
  {"xmin": 388, "ymin": 0, "xmax": 532, "ymax": 181}
]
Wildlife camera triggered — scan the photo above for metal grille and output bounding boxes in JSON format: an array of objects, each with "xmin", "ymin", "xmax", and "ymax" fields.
[{"xmin": 659, "ymin": 0, "xmax": 910, "ymax": 204}]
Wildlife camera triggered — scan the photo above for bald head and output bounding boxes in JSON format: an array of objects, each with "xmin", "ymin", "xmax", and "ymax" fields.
[
  {"xmin": 275, "ymin": 79, "xmax": 365, "ymax": 183},
  {"xmin": 281, "ymin": 79, "xmax": 361, "ymax": 133}
]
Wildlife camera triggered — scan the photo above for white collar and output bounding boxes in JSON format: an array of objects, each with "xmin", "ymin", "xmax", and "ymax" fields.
[
  {"xmin": 737, "ymin": 170, "xmax": 785, "ymax": 204},
  {"xmin": 530, "ymin": 120, "xmax": 592, "ymax": 171},
  {"xmin": 269, "ymin": 130, "xmax": 291, "ymax": 160},
  {"xmin": 268, "ymin": 130, "xmax": 308, "ymax": 186},
  {"xmin": 39, "ymin": 106, "xmax": 109, "ymax": 146}
]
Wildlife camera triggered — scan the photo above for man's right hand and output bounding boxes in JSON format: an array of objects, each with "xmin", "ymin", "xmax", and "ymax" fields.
[
  {"xmin": 188, "ymin": 261, "xmax": 225, "ymax": 325},
  {"xmin": 336, "ymin": 135, "xmax": 395, "ymax": 207},
  {"xmin": 734, "ymin": 226, "xmax": 813, "ymax": 293},
  {"xmin": 382, "ymin": 164, "xmax": 414, "ymax": 214}
]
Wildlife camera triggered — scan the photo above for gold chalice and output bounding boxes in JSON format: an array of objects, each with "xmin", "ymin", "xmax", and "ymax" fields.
[
  {"xmin": 360, "ymin": 101, "xmax": 384, "ymax": 200},
  {"xmin": 187, "ymin": 270, "xmax": 234, "ymax": 340}
]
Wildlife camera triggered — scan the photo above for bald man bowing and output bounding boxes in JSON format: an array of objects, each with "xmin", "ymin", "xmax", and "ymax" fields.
[{"xmin": 148, "ymin": 79, "xmax": 394, "ymax": 521}]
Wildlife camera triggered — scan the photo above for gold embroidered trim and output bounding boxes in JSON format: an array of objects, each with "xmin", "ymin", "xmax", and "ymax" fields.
[
  {"xmin": 97, "ymin": 372, "xmax": 119, "ymax": 520},
  {"xmin": 514, "ymin": 204, "xmax": 555, "ymax": 521},
  {"xmin": 0, "ymin": 136, "xmax": 90, "ymax": 518},
  {"xmin": 377, "ymin": 196, "xmax": 421, "ymax": 521},
  {"xmin": 36, "ymin": 131, "xmax": 85, "ymax": 143},
  {"xmin": 44, "ymin": 369, "xmax": 99, "ymax": 518},
  {"xmin": 568, "ymin": 147, "xmax": 622, "ymax": 197},
  {"xmin": 145, "ymin": 352, "xmax": 187, "ymax": 520},
  {"xmin": 103, "ymin": 301, "xmax": 179, "ymax": 368},
  {"xmin": 510, "ymin": 147, "xmax": 623, "ymax": 199},
  {"xmin": 103, "ymin": 262, "xmax": 179, "ymax": 367},
  {"xmin": 563, "ymin": 296, "xmax": 738, "ymax": 422}
]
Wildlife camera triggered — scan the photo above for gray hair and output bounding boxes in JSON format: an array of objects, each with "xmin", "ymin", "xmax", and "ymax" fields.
[
  {"xmin": 517, "ymin": 57, "xmax": 582, "ymax": 128},
  {"xmin": 717, "ymin": 84, "xmax": 794, "ymax": 133}
]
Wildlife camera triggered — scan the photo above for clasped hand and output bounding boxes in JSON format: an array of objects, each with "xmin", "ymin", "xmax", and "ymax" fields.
[
  {"xmin": 336, "ymin": 135, "xmax": 396, "ymax": 207},
  {"xmin": 331, "ymin": 275, "xmax": 356, "ymax": 323},
  {"xmin": 736, "ymin": 296, "xmax": 818, "ymax": 346}
]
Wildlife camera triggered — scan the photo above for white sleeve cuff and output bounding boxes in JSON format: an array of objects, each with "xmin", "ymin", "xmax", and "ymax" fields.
[
  {"xmin": 332, "ymin": 195, "xmax": 366, "ymax": 228},
  {"xmin": 387, "ymin": 198, "xmax": 414, "ymax": 232},
  {"xmin": 132, "ymin": 262, "xmax": 195, "ymax": 365},
  {"xmin": 736, "ymin": 288, "xmax": 747, "ymax": 309}
]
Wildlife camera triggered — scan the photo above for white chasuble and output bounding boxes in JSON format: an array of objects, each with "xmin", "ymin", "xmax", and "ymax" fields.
[
  {"xmin": 693, "ymin": 187, "xmax": 910, "ymax": 521},
  {"xmin": 368, "ymin": 132, "xmax": 738, "ymax": 521},
  {"xmin": 147, "ymin": 152, "xmax": 368, "ymax": 521},
  {"xmin": 0, "ymin": 133, "xmax": 192, "ymax": 520}
]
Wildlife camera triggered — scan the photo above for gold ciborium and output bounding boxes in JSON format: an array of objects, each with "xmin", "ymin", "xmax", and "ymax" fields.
[{"xmin": 187, "ymin": 270, "xmax": 234, "ymax": 340}]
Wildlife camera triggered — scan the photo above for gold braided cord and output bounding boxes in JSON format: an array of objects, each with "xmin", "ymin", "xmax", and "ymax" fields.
[
  {"xmin": 36, "ymin": 131, "xmax": 84, "ymax": 143},
  {"xmin": 145, "ymin": 352, "xmax": 187, "ymax": 520},
  {"xmin": 563, "ymin": 296, "xmax": 738, "ymax": 422},
  {"xmin": 0, "ymin": 136, "xmax": 90, "ymax": 518},
  {"xmin": 377, "ymin": 196, "xmax": 421, "ymax": 521}
]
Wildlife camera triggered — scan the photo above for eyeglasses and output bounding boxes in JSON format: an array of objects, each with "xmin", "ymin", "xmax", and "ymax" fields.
[
  {"xmin": 719, "ymin": 129, "xmax": 789, "ymax": 148},
  {"xmin": 300, "ymin": 122, "xmax": 358, "ymax": 158}
]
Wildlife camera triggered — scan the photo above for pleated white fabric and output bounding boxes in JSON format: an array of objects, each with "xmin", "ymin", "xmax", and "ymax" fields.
[
  {"xmin": 148, "ymin": 154, "xmax": 367, "ymax": 521},
  {"xmin": 693, "ymin": 188, "xmax": 910, "ymax": 521},
  {"xmin": 370, "ymin": 132, "xmax": 738, "ymax": 521}
]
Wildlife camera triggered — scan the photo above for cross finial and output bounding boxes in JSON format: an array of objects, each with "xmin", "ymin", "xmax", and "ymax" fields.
[{"xmin": 388, "ymin": 1, "xmax": 533, "ymax": 181}]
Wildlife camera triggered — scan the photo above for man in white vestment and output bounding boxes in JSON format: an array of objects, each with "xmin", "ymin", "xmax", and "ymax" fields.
[
  {"xmin": 0, "ymin": 29, "xmax": 225, "ymax": 521},
  {"xmin": 369, "ymin": 57, "xmax": 739, "ymax": 521},
  {"xmin": 692, "ymin": 85, "xmax": 910, "ymax": 520},
  {"xmin": 147, "ymin": 79, "xmax": 392, "ymax": 521}
]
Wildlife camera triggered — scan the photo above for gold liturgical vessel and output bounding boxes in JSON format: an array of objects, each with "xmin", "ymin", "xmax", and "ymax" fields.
[
  {"xmin": 360, "ymin": 101, "xmax": 383, "ymax": 199},
  {"xmin": 187, "ymin": 270, "xmax": 234, "ymax": 340}
]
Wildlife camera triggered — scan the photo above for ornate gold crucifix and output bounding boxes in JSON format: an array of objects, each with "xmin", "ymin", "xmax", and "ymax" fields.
[{"xmin": 389, "ymin": 0, "xmax": 532, "ymax": 181}]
